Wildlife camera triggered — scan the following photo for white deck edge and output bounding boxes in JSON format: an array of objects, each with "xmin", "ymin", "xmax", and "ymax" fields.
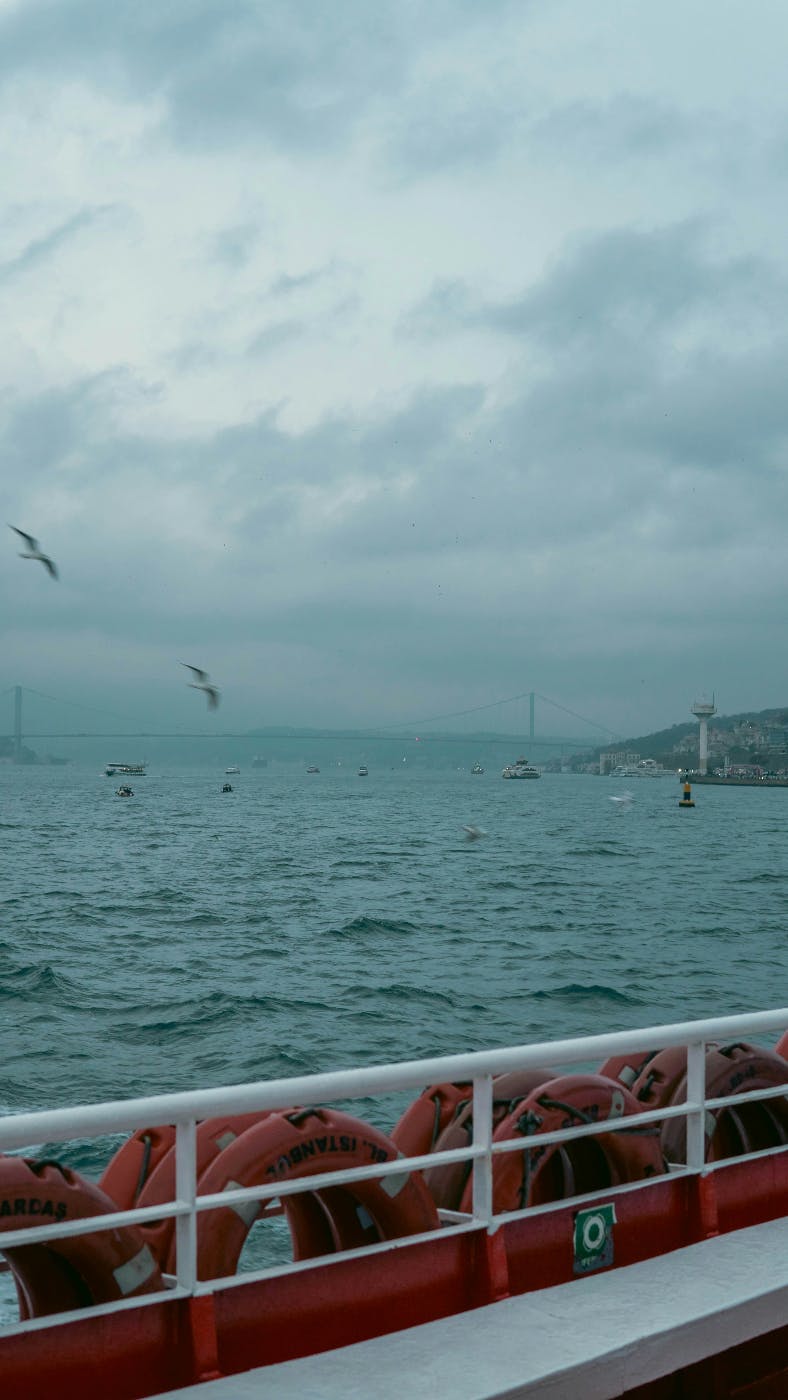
[{"xmin": 155, "ymin": 1216, "xmax": 788, "ymax": 1400}]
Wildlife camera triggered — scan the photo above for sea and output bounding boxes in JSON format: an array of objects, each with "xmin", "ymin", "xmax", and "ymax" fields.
[{"xmin": 1, "ymin": 761, "xmax": 787, "ymax": 1309}]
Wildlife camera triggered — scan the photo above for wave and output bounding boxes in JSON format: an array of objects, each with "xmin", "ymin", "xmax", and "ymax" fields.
[
  {"xmin": 325, "ymin": 916, "xmax": 420, "ymax": 938},
  {"xmin": 530, "ymin": 983, "xmax": 645, "ymax": 1006},
  {"xmin": 0, "ymin": 963, "xmax": 81, "ymax": 1001}
]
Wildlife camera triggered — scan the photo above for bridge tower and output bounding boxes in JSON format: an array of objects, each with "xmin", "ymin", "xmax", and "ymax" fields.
[
  {"xmin": 691, "ymin": 695, "xmax": 716, "ymax": 775},
  {"xmin": 13, "ymin": 685, "xmax": 22, "ymax": 763}
]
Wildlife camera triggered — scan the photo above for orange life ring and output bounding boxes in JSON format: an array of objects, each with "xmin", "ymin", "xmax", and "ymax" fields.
[
  {"xmin": 99, "ymin": 1124, "xmax": 177, "ymax": 1209},
  {"xmin": 424, "ymin": 1068, "xmax": 555, "ymax": 1210},
  {"xmin": 0, "ymin": 1156, "xmax": 163, "ymax": 1320},
  {"xmin": 460, "ymin": 1074, "xmax": 665, "ymax": 1214},
  {"xmin": 598, "ymin": 1050, "xmax": 658, "ymax": 1089},
  {"xmin": 174, "ymin": 1107, "xmax": 440, "ymax": 1280},
  {"xmin": 390, "ymin": 1082, "xmax": 472, "ymax": 1158},
  {"xmin": 775, "ymin": 1029, "xmax": 788, "ymax": 1059},
  {"xmin": 659, "ymin": 1043, "xmax": 788, "ymax": 1163},
  {"xmin": 133, "ymin": 1111, "xmax": 274, "ymax": 1263}
]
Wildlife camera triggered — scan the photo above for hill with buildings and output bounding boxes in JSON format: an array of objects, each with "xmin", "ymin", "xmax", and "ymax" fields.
[{"xmin": 589, "ymin": 708, "xmax": 788, "ymax": 775}]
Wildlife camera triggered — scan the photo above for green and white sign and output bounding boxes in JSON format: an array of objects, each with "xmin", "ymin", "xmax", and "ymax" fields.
[{"xmin": 573, "ymin": 1203, "xmax": 616, "ymax": 1274}]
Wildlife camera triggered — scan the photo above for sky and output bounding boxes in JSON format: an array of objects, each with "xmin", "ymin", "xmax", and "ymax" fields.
[{"xmin": 3, "ymin": 0, "xmax": 788, "ymax": 743}]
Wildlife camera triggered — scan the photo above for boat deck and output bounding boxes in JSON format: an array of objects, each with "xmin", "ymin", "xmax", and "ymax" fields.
[{"xmin": 156, "ymin": 1215, "xmax": 788, "ymax": 1399}]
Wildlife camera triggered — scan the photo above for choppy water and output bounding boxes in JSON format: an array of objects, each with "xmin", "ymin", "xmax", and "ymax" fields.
[
  {"xmin": 1, "ymin": 762, "xmax": 787, "ymax": 1320},
  {"xmin": 3, "ymin": 762, "xmax": 787, "ymax": 1121}
]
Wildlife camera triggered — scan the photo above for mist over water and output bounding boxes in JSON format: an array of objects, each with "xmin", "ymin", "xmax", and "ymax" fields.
[{"xmin": 3, "ymin": 763, "xmax": 786, "ymax": 1122}]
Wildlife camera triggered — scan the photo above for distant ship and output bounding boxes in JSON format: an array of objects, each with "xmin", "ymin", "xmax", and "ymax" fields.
[
  {"xmin": 306, "ymin": 765, "xmax": 320, "ymax": 774},
  {"xmin": 502, "ymin": 756, "xmax": 540, "ymax": 779},
  {"xmin": 225, "ymin": 766, "xmax": 240, "ymax": 775},
  {"xmin": 105, "ymin": 762, "xmax": 146, "ymax": 776},
  {"xmin": 358, "ymin": 765, "xmax": 369, "ymax": 776}
]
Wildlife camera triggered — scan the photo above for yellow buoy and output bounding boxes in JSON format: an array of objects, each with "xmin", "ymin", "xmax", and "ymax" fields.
[{"xmin": 679, "ymin": 780, "xmax": 695, "ymax": 808}]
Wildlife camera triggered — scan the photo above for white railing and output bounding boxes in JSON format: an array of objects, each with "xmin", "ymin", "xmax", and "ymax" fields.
[{"xmin": 0, "ymin": 1007, "xmax": 786, "ymax": 1332}]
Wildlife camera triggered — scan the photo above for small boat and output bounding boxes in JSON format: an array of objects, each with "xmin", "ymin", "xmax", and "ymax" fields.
[
  {"xmin": 225, "ymin": 766, "xmax": 240, "ymax": 775},
  {"xmin": 306, "ymin": 765, "xmax": 320, "ymax": 774},
  {"xmin": 358, "ymin": 765, "xmax": 369, "ymax": 776},
  {"xmin": 502, "ymin": 755, "xmax": 540, "ymax": 779},
  {"xmin": 471, "ymin": 763, "xmax": 484, "ymax": 774},
  {"xmin": 222, "ymin": 783, "xmax": 233, "ymax": 793},
  {"xmin": 115, "ymin": 784, "xmax": 134, "ymax": 797}
]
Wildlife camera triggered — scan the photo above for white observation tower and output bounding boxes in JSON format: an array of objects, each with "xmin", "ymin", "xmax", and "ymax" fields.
[{"xmin": 691, "ymin": 695, "xmax": 716, "ymax": 775}]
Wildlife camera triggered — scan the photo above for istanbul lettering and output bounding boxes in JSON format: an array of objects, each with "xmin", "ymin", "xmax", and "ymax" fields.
[{"xmin": 265, "ymin": 1135, "xmax": 390, "ymax": 1179}]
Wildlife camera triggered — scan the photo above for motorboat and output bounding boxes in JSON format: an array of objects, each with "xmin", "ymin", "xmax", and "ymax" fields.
[
  {"xmin": 501, "ymin": 756, "xmax": 540, "ymax": 779},
  {"xmin": 225, "ymin": 766, "xmax": 240, "ymax": 775},
  {"xmin": 221, "ymin": 783, "xmax": 233, "ymax": 793},
  {"xmin": 358, "ymin": 765, "xmax": 369, "ymax": 776},
  {"xmin": 306, "ymin": 765, "xmax": 320, "ymax": 774},
  {"xmin": 471, "ymin": 763, "xmax": 484, "ymax": 774},
  {"xmin": 115, "ymin": 785, "xmax": 134, "ymax": 797}
]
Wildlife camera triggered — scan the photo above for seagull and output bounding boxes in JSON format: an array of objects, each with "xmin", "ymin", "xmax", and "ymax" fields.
[
  {"xmin": 609, "ymin": 791, "xmax": 634, "ymax": 807},
  {"xmin": 182, "ymin": 663, "xmax": 220, "ymax": 710},
  {"xmin": 8, "ymin": 526, "xmax": 58, "ymax": 579},
  {"xmin": 463, "ymin": 824, "xmax": 488, "ymax": 842}
]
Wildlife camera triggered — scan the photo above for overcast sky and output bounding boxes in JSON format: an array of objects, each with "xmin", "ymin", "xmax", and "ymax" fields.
[{"xmin": 2, "ymin": 0, "xmax": 788, "ymax": 741}]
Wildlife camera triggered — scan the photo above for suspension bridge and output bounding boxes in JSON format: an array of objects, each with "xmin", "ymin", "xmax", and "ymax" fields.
[{"xmin": 1, "ymin": 685, "xmax": 620, "ymax": 762}]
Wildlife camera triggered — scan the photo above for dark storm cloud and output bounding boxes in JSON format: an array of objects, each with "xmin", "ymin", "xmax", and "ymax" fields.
[
  {"xmin": 0, "ymin": 0, "xmax": 524, "ymax": 155},
  {"xmin": 532, "ymin": 94, "xmax": 694, "ymax": 162},
  {"xmin": 0, "ymin": 206, "xmax": 112, "ymax": 281}
]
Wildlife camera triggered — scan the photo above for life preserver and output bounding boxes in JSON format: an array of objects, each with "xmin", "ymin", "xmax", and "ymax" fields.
[
  {"xmin": 424, "ymin": 1068, "xmax": 555, "ymax": 1210},
  {"xmin": 175, "ymin": 1107, "xmax": 440, "ymax": 1280},
  {"xmin": 390, "ymin": 1082, "xmax": 472, "ymax": 1158},
  {"xmin": 129, "ymin": 1112, "xmax": 275, "ymax": 1264},
  {"xmin": 659, "ymin": 1043, "xmax": 788, "ymax": 1164},
  {"xmin": 0, "ymin": 1156, "xmax": 163, "ymax": 1319},
  {"xmin": 459, "ymin": 1074, "xmax": 665, "ymax": 1214},
  {"xmin": 598, "ymin": 1050, "xmax": 658, "ymax": 1089},
  {"xmin": 99, "ymin": 1124, "xmax": 177, "ymax": 1209},
  {"xmin": 775, "ymin": 1029, "xmax": 788, "ymax": 1059}
]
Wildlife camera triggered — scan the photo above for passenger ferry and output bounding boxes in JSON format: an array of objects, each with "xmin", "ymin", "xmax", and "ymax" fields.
[
  {"xmin": 105, "ymin": 762, "xmax": 146, "ymax": 776},
  {"xmin": 0, "ymin": 1007, "xmax": 786, "ymax": 1398},
  {"xmin": 501, "ymin": 756, "xmax": 540, "ymax": 779}
]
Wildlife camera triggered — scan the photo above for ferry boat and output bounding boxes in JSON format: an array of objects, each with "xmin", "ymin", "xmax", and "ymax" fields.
[
  {"xmin": 224, "ymin": 767, "xmax": 240, "ymax": 775},
  {"xmin": 501, "ymin": 756, "xmax": 540, "ymax": 779},
  {"xmin": 611, "ymin": 759, "xmax": 672, "ymax": 779},
  {"xmin": 105, "ymin": 762, "xmax": 146, "ymax": 776},
  {"xmin": 0, "ymin": 1007, "xmax": 786, "ymax": 1399}
]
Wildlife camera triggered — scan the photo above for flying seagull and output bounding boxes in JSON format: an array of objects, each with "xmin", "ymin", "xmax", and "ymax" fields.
[
  {"xmin": 182, "ymin": 663, "xmax": 220, "ymax": 710},
  {"xmin": 8, "ymin": 526, "xmax": 58, "ymax": 579},
  {"xmin": 462, "ymin": 824, "xmax": 488, "ymax": 842},
  {"xmin": 609, "ymin": 791, "xmax": 634, "ymax": 807}
]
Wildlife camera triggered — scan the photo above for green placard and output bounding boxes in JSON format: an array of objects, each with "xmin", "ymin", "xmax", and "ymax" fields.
[{"xmin": 573, "ymin": 1203, "xmax": 616, "ymax": 1274}]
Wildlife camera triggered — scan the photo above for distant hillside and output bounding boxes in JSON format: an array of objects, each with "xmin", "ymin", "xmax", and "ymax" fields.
[{"xmin": 592, "ymin": 707, "xmax": 788, "ymax": 764}]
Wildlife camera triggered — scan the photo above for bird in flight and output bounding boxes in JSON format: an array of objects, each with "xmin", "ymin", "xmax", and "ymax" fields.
[
  {"xmin": 462, "ymin": 824, "xmax": 487, "ymax": 842},
  {"xmin": 182, "ymin": 663, "xmax": 220, "ymax": 709},
  {"xmin": 8, "ymin": 526, "xmax": 58, "ymax": 579}
]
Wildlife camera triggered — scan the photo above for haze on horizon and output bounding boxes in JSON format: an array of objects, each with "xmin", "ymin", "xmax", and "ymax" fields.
[{"xmin": 3, "ymin": 1, "xmax": 788, "ymax": 742}]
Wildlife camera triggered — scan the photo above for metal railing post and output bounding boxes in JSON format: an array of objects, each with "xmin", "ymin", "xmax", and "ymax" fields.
[
  {"xmin": 685, "ymin": 1040, "xmax": 707, "ymax": 1172},
  {"xmin": 472, "ymin": 1074, "xmax": 494, "ymax": 1229},
  {"xmin": 175, "ymin": 1119, "xmax": 198, "ymax": 1291}
]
